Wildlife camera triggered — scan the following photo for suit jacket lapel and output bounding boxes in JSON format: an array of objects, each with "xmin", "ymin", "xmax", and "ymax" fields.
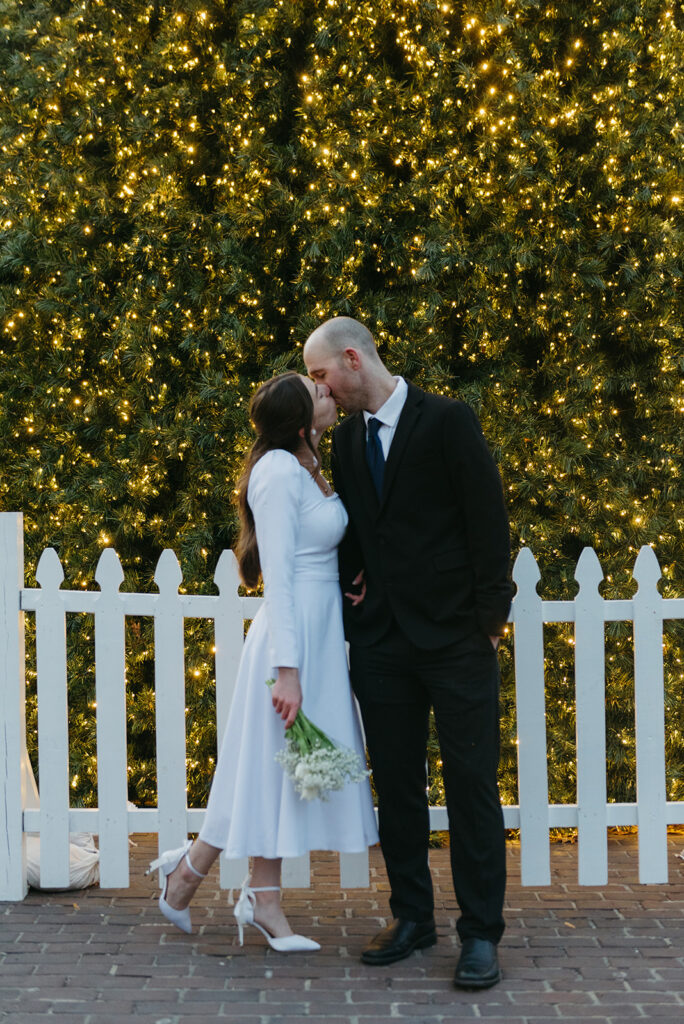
[{"xmin": 379, "ymin": 382, "xmax": 424, "ymax": 509}]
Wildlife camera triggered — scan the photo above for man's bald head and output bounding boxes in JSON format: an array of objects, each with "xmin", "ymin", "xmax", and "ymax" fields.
[{"xmin": 303, "ymin": 317, "xmax": 378, "ymax": 363}]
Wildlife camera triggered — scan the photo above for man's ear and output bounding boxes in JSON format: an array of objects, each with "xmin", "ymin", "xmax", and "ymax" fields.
[{"xmin": 343, "ymin": 347, "xmax": 362, "ymax": 370}]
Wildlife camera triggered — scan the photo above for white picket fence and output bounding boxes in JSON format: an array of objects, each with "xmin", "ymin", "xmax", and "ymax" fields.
[{"xmin": 1, "ymin": 511, "xmax": 683, "ymax": 901}]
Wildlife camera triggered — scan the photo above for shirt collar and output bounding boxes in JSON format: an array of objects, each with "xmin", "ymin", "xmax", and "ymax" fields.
[{"xmin": 363, "ymin": 376, "xmax": 408, "ymax": 429}]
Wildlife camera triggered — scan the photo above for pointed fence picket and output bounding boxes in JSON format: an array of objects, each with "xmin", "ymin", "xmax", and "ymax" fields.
[
  {"xmin": 94, "ymin": 548, "xmax": 129, "ymax": 888},
  {"xmin": 574, "ymin": 548, "xmax": 608, "ymax": 885},
  {"xmin": 511, "ymin": 547, "xmax": 550, "ymax": 886},
  {"xmin": 154, "ymin": 551, "xmax": 190, "ymax": 866},
  {"xmin": 633, "ymin": 546, "xmax": 668, "ymax": 883},
  {"xmin": 213, "ymin": 550, "xmax": 249, "ymax": 891},
  {"xmin": 34, "ymin": 549, "xmax": 71, "ymax": 889},
  {"xmin": 2, "ymin": 510, "xmax": 684, "ymax": 901}
]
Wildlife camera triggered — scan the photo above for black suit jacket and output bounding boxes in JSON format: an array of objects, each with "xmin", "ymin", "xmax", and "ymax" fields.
[{"xmin": 331, "ymin": 382, "xmax": 513, "ymax": 649}]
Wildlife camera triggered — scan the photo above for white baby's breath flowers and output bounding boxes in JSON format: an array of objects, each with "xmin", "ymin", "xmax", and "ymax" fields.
[{"xmin": 267, "ymin": 679, "xmax": 369, "ymax": 801}]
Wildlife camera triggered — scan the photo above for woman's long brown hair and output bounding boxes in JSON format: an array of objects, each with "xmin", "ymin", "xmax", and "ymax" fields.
[{"xmin": 235, "ymin": 372, "xmax": 317, "ymax": 588}]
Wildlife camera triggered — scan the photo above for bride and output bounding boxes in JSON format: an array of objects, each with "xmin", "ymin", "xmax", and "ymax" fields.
[{"xmin": 148, "ymin": 372, "xmax": 378, "ymax": 950}]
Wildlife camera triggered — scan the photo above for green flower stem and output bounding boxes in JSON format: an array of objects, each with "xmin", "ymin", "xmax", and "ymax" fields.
[{"xmin": 266, "ymin": 677, "xmax": 335, "ymax": 751}]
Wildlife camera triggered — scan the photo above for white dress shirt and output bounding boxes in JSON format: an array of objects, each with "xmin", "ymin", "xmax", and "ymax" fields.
[{"xmin": 363, "ymin": 376, "xmax": 408, "ymax": 459}]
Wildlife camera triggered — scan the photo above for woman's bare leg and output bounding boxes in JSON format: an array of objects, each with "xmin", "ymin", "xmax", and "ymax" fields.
[
  {"xmin": 249, "ymin": 857, "xmax": 294, "ymax": 938},
  {"xmin": 163, "ymin": 838, "xmax": 220, "ymax": 910}
]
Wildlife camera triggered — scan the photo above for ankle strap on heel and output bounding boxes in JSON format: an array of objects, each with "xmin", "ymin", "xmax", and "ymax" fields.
[
  {"xmin": 228, "ymin": 879, "xmax": 281, "ymax": 906},
  {"xmin": 184, "ymin": 852, "xmax": 207, "ymax": 879}
]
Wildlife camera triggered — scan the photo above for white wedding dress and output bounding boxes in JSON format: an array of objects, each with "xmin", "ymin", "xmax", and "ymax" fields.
[{"xmin": 199, "ymin": 448, "xmax": 379, "ymax": 859}]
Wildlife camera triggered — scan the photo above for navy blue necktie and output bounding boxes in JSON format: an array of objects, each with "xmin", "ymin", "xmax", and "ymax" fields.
[{"xmin": 366, "ymin": 417, "xmax": 385, "ymax": 498}]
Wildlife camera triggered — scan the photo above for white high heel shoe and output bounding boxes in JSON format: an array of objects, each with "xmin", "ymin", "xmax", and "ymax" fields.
[
  {"xmin": 146, "ymin": 839, "xmax": 207, "ymax": 934},
  {"xmin": 233, "ymin": 879, "xmax": 320, "ymax": 952}
]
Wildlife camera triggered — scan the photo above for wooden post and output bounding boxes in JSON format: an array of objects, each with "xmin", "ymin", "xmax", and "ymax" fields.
[
  {"xmin": 512, "ymin": 547, "xmax": 550, "ymax": 885},
  {"xmin": 0, "ymin": 513, "xmax": 28, "ymax": 900}
]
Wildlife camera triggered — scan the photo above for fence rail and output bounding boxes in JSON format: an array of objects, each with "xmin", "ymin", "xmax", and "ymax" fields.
[{"xmin": 1, "ymin": 512, "xmax": 683, "ymax": 901}]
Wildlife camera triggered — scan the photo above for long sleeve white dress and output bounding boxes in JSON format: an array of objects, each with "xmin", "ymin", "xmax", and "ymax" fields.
[{"xmin": 199, "ymin": 448, "xmax": 379, "ymax": 858}]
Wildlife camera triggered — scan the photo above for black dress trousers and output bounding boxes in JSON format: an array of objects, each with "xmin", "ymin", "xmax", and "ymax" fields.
[{"xmin": 350, "ymin": 623, "xmax": 506, "ymax": 944}]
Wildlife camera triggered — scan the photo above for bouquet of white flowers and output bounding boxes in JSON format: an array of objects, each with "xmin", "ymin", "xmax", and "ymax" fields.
[{"xmin": 267, "ymin": 679, "xmax": 369, "ymax": 801}]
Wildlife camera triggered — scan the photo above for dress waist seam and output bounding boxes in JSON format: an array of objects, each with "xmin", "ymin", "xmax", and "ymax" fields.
[{"xmin": 293, "ymin": 573, "xmax": 339, "ymax": 583}]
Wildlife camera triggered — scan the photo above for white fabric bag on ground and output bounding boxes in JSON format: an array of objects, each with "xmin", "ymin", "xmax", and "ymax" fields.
[
  {"xmin": 22, "ymin": 744, "xmax": 100, "ymax": 890},
  {"xmin": 25, "ymin": 835, "xmax": 100, "ymax": 890}
]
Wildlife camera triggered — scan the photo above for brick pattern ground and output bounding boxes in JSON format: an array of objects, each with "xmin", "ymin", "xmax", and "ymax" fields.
[{"xmin": 1, "ymin": 833, "xmax": 683, "ymax": 1024}]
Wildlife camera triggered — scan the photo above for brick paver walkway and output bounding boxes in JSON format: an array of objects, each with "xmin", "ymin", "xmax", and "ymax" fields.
[{"xmin": 1, "ymin": 833, "xmax": 683, "ymax": 1023}]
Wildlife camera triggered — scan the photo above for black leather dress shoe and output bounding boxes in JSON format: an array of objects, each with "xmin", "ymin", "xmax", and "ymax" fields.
[
  {"xmin": 453, "ymin": 938, "xmax": 502, "ymax": 989},
  {"xmin": 361, "ymin": 918, "xmax": 437, "ymax": 966}
]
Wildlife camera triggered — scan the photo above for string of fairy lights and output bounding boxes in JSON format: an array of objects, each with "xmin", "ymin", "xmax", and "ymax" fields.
[{"xmin": 0, "ymin": 0, "xmax": 681, "ymax": 808}]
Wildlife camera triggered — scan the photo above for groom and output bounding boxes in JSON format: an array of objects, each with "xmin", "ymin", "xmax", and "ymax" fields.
[{"xmin": 304, "ymin": 318, "xmax": 513, "ymax": 989}]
